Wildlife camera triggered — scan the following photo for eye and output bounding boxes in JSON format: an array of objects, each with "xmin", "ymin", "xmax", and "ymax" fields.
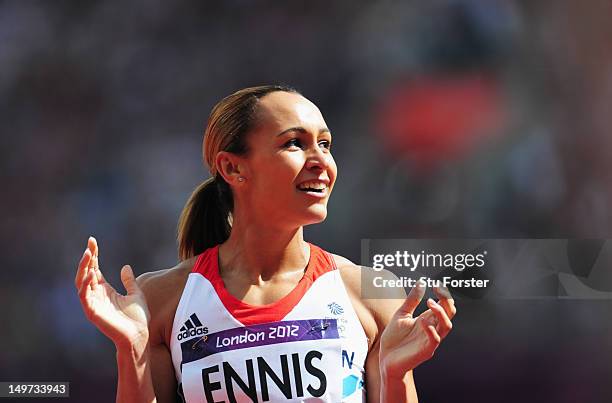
[
  {"xmin": 284, "ymin": 138, "xmax": 302, "ymax": 148},
  {"xmin": 318, "ymin": 140, "xmax": 332, "ymax": 150}
]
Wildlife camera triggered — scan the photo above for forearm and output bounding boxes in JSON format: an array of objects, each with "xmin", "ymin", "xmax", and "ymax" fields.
[
  {"xmin": 116, "ymin": 343, "xmax": 156, "ymax": 403},
  {"xmin": 380, "ymin": 370, "xmax": 418, "ymax": 403}
]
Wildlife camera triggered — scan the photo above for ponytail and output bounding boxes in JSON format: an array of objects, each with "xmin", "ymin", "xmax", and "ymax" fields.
[{"xmin": 177, "ymin": 177, "xmax": 232, "ymax": 260}]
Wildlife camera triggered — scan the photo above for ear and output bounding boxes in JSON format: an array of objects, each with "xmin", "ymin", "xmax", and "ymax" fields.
[{"xmin": 215, "ymin": 151, "xmax": 249, "ymax": 186}]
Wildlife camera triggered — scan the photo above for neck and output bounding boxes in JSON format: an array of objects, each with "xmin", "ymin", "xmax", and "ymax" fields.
[{"xmin": 218, "ymin": 215, "xmax": 310, "ymax": 280}]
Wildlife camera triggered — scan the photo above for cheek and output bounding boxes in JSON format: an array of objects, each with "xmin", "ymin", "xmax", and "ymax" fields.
[
  {"xmin": 279, "ymin": 151, "xmax": 307, "ymax": 172},
  {"xmin": 253, "ymin": 152, "xmax": 304, "ymax": 185}
]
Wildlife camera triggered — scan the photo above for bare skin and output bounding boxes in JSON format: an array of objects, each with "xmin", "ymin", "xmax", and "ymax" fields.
[{"xmin": 75, "ymin": 91, "xmax": 456, "ymax": 403}]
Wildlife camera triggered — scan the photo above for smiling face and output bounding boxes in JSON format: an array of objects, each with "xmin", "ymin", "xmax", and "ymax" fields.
[{"xmin": 237, "ymin": 91, "xmax": 337, "ymax": 228}]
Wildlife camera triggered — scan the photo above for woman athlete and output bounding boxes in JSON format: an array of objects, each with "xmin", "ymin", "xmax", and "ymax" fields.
[{"xmin": 75, "ymin": 85, "xmax": 456, "ymax": 403}]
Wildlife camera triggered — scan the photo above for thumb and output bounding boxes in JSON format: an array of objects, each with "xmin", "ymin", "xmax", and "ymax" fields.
[
  {"xmin": 120, "ymin": 265, "xmax": 140, "ymax": 295},
  {"xmin": 396, "ymin": 279, "xmax": 426, "ymax": 317}
]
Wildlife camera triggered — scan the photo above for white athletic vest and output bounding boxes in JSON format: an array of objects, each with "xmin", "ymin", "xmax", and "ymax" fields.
[{"xmin": 170, "ymin": 243, "xmax": 369, "ymax": 403}]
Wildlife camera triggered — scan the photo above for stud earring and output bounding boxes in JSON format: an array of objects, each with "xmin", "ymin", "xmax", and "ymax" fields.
[{"xmin": 238, "ymin": 177, "xmax": 245, "ymax": 182}]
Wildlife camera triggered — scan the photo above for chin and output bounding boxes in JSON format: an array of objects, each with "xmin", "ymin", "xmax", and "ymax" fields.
[{"xmin": 301, "ymin": 206, "xmax": 328, "ymax": 225}]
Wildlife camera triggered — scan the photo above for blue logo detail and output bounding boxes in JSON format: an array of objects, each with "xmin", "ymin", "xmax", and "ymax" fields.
[
  {"xmin": 342, "ymin": 350, "xmax": 355, "ymax": 369},
  {"xmin": 328, "ymin": 302, "xmax": 344, "ymax": 315},
  {"xmin": 342, "ymin": 375, "xmax": 365, "ymax": 398}
]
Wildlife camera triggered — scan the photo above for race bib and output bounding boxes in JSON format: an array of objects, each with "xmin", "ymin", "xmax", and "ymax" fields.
[{"xmin": 180, "ymin": 319, "xmax": 343, "ymax": 403}]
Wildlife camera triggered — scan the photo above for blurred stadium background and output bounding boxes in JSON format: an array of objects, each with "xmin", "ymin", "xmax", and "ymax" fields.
[{"xmin": 1, "ymin": 0, "xmax": 611, "ymax": 401}]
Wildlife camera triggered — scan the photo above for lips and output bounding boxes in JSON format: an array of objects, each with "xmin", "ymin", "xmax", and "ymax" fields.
[{"xmin": 296, "ymin": 179, "xmax": 330, "ymax": 193}]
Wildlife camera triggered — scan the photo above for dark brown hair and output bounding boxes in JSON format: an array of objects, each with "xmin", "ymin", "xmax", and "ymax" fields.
[{"xmin": 177, "ymin": 85, "xmax": 299, "ymax": 260}]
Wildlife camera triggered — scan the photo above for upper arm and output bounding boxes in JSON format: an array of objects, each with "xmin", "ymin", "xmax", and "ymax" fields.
[
  {"xmin": 149, "ymin": 342, "xmax": 179, "ymax": 403},
  {"xmin": 364, "ymin": 336, "xmax": 382, "ymax": 403},
  {"xmin": 361, "ymin": 268, "xmax": 417, "ymax": 402},
  {"xmin": 136, "ymin": 270, "xmax": 183, "ymax": 403},
  {"xmin": 363, "ymin": 268, "xmax": 419, "ymax": 402},
  {"xmin": 333, "ymin": 255, "xmax": 417, "ymax": 402}
]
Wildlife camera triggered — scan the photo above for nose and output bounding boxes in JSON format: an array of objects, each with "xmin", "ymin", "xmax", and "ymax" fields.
[{"xmin": 304, "ymin": 144, "xmax": 331, "ymax": 172}]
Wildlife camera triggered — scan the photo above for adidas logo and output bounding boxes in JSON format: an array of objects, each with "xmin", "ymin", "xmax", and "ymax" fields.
[{"xmin": 177, "ymin": 313, "xmax": 209, "ymax": 341}]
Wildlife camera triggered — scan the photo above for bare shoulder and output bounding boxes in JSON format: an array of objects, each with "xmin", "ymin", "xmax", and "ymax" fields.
[
  {"xmin": 330, "ymin": 253, "xmax": 407, "ymax": 300},
  {"xmin": 330, "ymin": 253, "xmax": 362, "ymax": 291},
  {"xmin": 136, "ymin": 257, "xmax": 195, "ymax": 301},
  {"xmin": 136, "ymin": 256, "xmax": 197, "ymax": 346},
  {"xmin": 330, "ymin": 253, "xmax": 407, "ymax": 341}
]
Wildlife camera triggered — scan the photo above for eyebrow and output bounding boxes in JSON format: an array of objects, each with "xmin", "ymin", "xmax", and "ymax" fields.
[{"xmin": 276, "ymin": 126, "xmax": 331, "ymax": 137}]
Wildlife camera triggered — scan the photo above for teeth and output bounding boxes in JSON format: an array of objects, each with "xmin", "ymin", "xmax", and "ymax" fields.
[{"xmin": 298, "ymin": 181, "xmax": 327, "ymax": 191}]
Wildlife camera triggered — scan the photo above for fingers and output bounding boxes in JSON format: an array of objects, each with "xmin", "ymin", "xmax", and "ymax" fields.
[
  {"xmin": 415, "ymin": 319, "xmax": 441, "ymax": 361},
  {"xmin": 79, "ymin": 269, "xmax": 103, "ymax": 322},
  {"xmin": 87, "ymin": 236, "xmax": 102, "ymax": 285},
  {"xmin": 87, "ymin": 236, "xmax": 106, "ymax": 285},
  {"xmin": 421, "ymin": 320, "xmax": 441, "ymax": 344},
  {"xmin": 75, "ymin": 248, "xmax": 92, "ymax": 290},
  {"xmin": 75, "ymin": 236, "xmax": 107, "ymax": 293},
  {"xmin": 426, "ymin": 298, "xmax": 453, "ymax": 339},
  {"xmin": 433, "ymin": 285, "xmax": 457, "ymax": 320},
  {"xmin": 120, "ymin": 265, "xmax": 140, "ymax": 295},
  {"xmin": 396, "ymin": 280, "xmax": 426, "ymax": 317},
  {"xmin": 78, "ymin": 268, "xmax": 95, "ymax": 306},
  {"xmin": 87, "ymin": 236, "xmax": 98, "ymax": 258}
]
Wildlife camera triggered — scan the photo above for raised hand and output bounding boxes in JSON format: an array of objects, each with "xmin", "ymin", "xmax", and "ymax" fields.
[
  {"xmin": 75, "ymin": 236, "xmax": 151, "ymax": 350},
  {"xmin": 379, "ymin": 281, "xmax": 456, "ymax": 378}
]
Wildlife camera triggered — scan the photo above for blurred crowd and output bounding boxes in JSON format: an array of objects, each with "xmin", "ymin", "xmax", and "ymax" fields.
[{"xmin": 1, "ymin": 0, "xmax": 611, "ymax": 401}]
